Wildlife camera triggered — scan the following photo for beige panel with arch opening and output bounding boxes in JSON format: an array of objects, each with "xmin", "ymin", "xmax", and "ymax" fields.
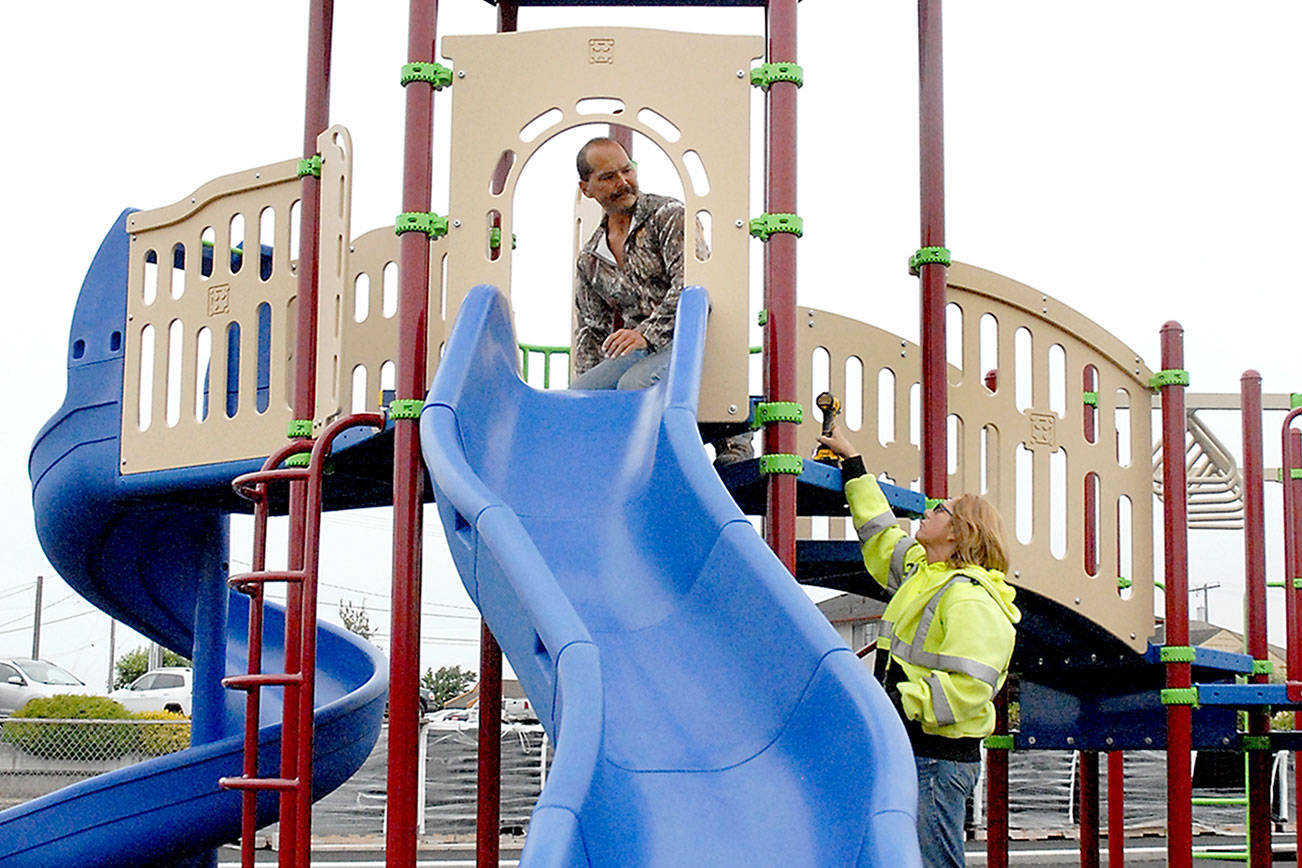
[
  {"xmin": 795, "ymin": 263, "xmax": 1156, "ymax": 654},
  {"xmin": 441, "ymin": 27, "xmax": 763, "ymax": 422}
]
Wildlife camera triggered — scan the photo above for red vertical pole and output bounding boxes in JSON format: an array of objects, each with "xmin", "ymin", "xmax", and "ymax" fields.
[
  {"xmin": 1285, "ymin": 421, "xmax": 1302, "ymax": 866},
  {"xmin": 1079, "ymin": 751, "xmax": 1100, "ymax": 868},
  {"xmin": 1108, "ymin": 751, "xmax": 1125, "ymax": 867},
  {"xmin": 987, "ymin": 686, "xmax": 1009, "ymax": 868},
  {"xmin": 386, "ymin": 2, "xmax": 437, "ymax": 866},
  {"xmin": 281, "ymin": 4, "xmax": 333, "ymax": 866},
  {"xmin": 1084, "ymin": 367, "xmax": 1098, "ymax": 576},
  {"xmin": 762, "ymin": 0, "xmax": 798, "ymax": 573},
  {"xmin": 1159, "ymin": 322, "xmax": 1192, "ymax": 868},
  {"xmin": 477, "ymin": 624, "xmax": 503, "ymax": 868},
  {"xmin": 917, "ymin": 0, "xmax": 948, "ymax": 499},
  {"xmin": 1241, "ymin": 373, "xmax": 1272, "ymax": 868}
]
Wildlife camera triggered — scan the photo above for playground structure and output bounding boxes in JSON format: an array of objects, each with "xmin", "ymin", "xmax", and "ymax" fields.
[{"xmin": 10, "ymin": 2, "xmax": 1302, "ymax": 868}]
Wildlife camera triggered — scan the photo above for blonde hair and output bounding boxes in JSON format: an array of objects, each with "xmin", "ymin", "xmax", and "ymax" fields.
[{"xmin": 946, "ymin": 494, "xmax": 1009, "ymax": 573}]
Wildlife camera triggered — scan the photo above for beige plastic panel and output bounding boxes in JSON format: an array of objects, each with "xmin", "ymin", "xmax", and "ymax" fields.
[
  {"xmin": 121, "ymin": 126, "xmax": 352, "ymax": 473},
  {"xmin": 796, "ymin": 262, "xmax": 1156, "ymax": 653},
  {"xmin": 441, "ymin": 27, "xmax": 762, "ymax": 422}
]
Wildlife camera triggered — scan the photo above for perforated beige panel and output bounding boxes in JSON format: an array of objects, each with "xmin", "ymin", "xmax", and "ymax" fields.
[
  {"xmin": 441, "ymin": 27, "xmax": 763, "ymax": 422},
  {"xmin": 121, "ymin": 126, "xmax": 352, "ymax": 473},
  {"xmin": 796, "ymin": 263, "xmax": 1156, "ymax": 652}
]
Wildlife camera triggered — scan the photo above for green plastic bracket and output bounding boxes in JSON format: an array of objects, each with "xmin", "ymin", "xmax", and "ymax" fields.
[
  {"xmin": 1082, "ymin": 391, "xmax": 1099, "ymax": 407},
  {"xmin": 284, "ymin": 453, "xmax": 311, "ymax": 468},
  {"xmin": 749, "ymin": 213, "xmax": 803, "ymax": 241},
  {"xmin": 489, "ymin": 227, "xmax": 517, "ymax": 250},
  {"xmin": 759, "ymin": 454, "xmax": 803, "ymax": 476},
  {"xmin": 1160, "ymin": 646, "xmax": 1195, "ymax": 664},
  {"xmin": 757, "ymin": 309, "xmax": 769, "ymax": 327},
  {"xmin": 1295, "ymin": 578, "xmax": 1302, "ymax": 590},
  {"xmin": 287, "ymin": 419, "xmax": 314, "ymax": 438},
  {"xmin": 1117, "ymin": 576, "xmax": 1133, "ymax": 590},
  {"xmin": 1242, "ymin": 735, "xmax": 1272, "ymax": 752},
  {"xmin": 296, "ymin": 155, "xmax": 322, "ymax": 179},
  {"xmin": 750, "ymin": 62, "xmax": 804, "ymax": 90},
  {"xmin": 395, "ymin": 212, "xmax": 450, "ymax": 239},
  {"xmin": 389, "ymin": 399, "xmax": 424, "ymax": 421},
  {"xmin": 1279, "ymin": 468, "xmax": 1302, "ymax": 481},
  {"xmin": 1160, "ymin": 687, "xmax": 1198, "ymax": 706},
  {"xmin": 1149, "ymin": 369, "xmax": 1191, "ymax": 389},
  {"xmin": 908, "ymin": 246, "xmax": 952, "ymax": 275},
  {"xmin": 752, "ymin": 402, "xmax": 803, "ymax": 428},
  {"xmin": 1252, "ymin": 659, "xmax": 1273, "ymax": 676},
  {"xmin": 400, "ymin": 61, "xmax": 454, "ymax": 89},
  {"xmin": 983, "ymin": 734, "xmax": 1014, "ymax": 751},
  {"xmin": 1291, "ymin": 393, "xmax": 1302, "ymax": 409}
]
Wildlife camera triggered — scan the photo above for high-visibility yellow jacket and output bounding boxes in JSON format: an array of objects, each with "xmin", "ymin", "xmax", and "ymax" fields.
[{"xmin": 846, "ymin": 471, "xmax": 1020, "ymax": 743}]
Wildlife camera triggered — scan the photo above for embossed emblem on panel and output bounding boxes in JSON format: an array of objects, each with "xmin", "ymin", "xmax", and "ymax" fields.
[
  {"xmin": 208, "ymin": 284, "xmax": 230, "ymax": 317},
  {"xmin": 588, "ymin": 38, "xmax": 614, "ymax": 64},
  {"xmin": 1028, "ymin": 412, "xmax": 1058, "ymax": 448}
]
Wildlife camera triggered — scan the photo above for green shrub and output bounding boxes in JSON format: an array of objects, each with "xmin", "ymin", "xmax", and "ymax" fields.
[
  {"xmin": 2, "ymin": 695, "xmax": 137, "ymax": 760},
  {"xmin": 135, "ymin": 710, "xmax": 191, "ymax": 756}
]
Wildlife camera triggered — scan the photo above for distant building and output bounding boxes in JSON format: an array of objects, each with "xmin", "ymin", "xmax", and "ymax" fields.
[{"xmin": 816, "ymin": 593, "xmax": 886, "ymax": 657}]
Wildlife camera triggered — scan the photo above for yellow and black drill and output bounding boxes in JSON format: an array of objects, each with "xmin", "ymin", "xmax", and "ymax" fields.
[{"xmin": 810, "ymin": 391, "xmax": 842, "ymax": 467}]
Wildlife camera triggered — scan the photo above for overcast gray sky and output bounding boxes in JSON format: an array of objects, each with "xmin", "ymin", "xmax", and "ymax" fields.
[{"xmin": 1, "ymin": 2, "xmax": 1298, "ymax": 689}]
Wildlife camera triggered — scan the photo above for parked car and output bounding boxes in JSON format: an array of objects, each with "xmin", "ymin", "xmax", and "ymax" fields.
[
  {"xmin": 0, "ymin": 658, "xmax": 99, "ymax": 715},
  {"xmin": 109, "ymin": 667, "xmax": 193, "ymax": 716}
]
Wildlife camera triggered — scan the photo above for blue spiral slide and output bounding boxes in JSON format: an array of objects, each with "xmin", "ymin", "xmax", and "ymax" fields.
[
  {"xmin": 7, "ymin": 213, "xmax": 388, "ymax": 867},
  {"xmin": 421, "ymin": 284, "xmax": 921, "ymax": 866}
]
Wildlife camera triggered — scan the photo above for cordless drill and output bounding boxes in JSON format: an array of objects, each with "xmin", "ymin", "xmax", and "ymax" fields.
[{"xmin": 811, "ymin": 391, "xmax": 842, "ymax": 466}]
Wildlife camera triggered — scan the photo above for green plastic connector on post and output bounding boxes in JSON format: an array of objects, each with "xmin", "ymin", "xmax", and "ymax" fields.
[
  {"xmin": 395, "ymin": 212, "xmax": 450, "ymax": 239},
  {"xmin": 1160, "ymin": 687, "xmax": 1198, "ymax": 706},
  {"xmin": 1242, "ymin": 735, "xmax": 1272, "ymax": 752},
  {"xmin": 1279, "ymin": 468, "xmax": 1302, "ymax": 481},
  {"xmin": 983, "ymin": 734, "xmax": 1014, "ymax": 751},
  {"xmin": 389, "ymin": 399, "xmax": 424, "ymax": 421},
  {"xmin": 759, "ymin": 454, "xmax": 803, "ymax": 476},
  {"xmin": 750, "ymin": 214, "xmax": 804, "ymax": 242},
  {"xmin": 1082, "ymin": 391, "xmax": 1099, "ymax": 406},
  {"xmin": 1149, "ymin": 369, "xmax": 1190, "ymax": 389},
  {"xmin": 1159, "ymin": 646, "xmax": 1195, "ymax": 664},
  {"xmin": 1294, "ymin": 578, "xmax": 1302, "ymax": 590},
  {"xmin": 1291, "ymin": 393, "xmax": 1302, "ymax": 409},
  {"xmin": 757, "ymin": 309, "xmax": 769, "ymax": 326},
  {"xmin": 284, "ymin": 453, "xmax": 311, "ymax": 468},
  {"xmin": 1252, "ymin": 659, "xmax": 1273, "ymax": 676},
  {"xmin": 908, "ymin": 246, "xmax": 951, "ymax": 275},
  {"xmin": 750, "ymin": 62, "xmax": 804, "ymax": 90},
  {"xmin": 751, "ymin": 402, "xmax": 803, "ymax": 429},
  {"xmin": 1117, "ymin": 576, "xmax": 1133, "ymax": 590},
  {"xmin": 287, "ymin": 419, "xmax": 313, "ymax": 438},
  {"xmin": 489, "ymin": 227, "xmax": 517, "ymax": 250},
  {"xmin": 400, "ymin": 61, "xmax": 454, "ymax": 89},
  {"xmin": 296, "ymin": 155, "xmax": 322, "ymax": 178}
]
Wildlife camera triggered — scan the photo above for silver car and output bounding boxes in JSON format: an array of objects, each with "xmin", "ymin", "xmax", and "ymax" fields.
[
  {"xmin": 109, "ymin": 667, "xmax": 192, "ymax": 716},
  {"xmin": 0, "ymin": 658, "xmax": 99, "ymax": 715}
]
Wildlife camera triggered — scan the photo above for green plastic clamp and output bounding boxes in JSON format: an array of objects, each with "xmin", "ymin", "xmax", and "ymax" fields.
[
  {"xmin": 1291, "ymin": 393, "xmax": 1302, "ymax": 409},
  {"xmin": 1160, "ymin": 687, "xmax": 1198, "ymax": 706},
  {"xmin": 1117, "ymin": 576, "xmax": 1133, "ymax": 590},
  {"xmin": 751, "ymin": 402, "xmax": 803, "ymax": 429},
  {"xmin": 489, "ymin": 227, "xmax": 517, "ymax": 250},
  {"xmin": 1295, "ymin": 578, "xmax": 1302, "ymax": 590},
  {"xmin": 908, "ymin": 246, "xmax": 952, "ymax": 275},
  {"xmin": 1252, "ymin": 659, "xmax": 1273, "ymax": 676},
  {"xmin": 287, "ymin": 419, "xmax": 314, "ymax": 438},
  {"xmin": 749, "ymin": 214, "xmax": 804, "ymax": 241},
  {"xmin": 1159, "ymin": 646, "xmax": 1195, "ymax": 664},
  {"xmin": 400, "ymin": 61, "xmax": 454, "ymax": 89},
  {"xmin": 389, "ymin": 399, "xmax": 424, "ymax": 421},
  {"xmin": 1149, "ymin": 369, "xmax": 1191, "ymax": 389},
  {"xmin": 395, "ymin": 212, "xmax": 450, "ymax": 239},
  {"xmin": 1082, "ymin": 391, "xmax": 1099, "ymax": 406},
  {"xmin": 750, "ymin": 62, "xmax": 804, "ymax": 90},
  {"xmin": 759, "ymin": 454, "xmax": 804, "ymax": 476},
  {"xmin": 983, "ymin": 734, "xmax": 1014, "ymax": 751},
  {"xmin": 284, "ymin": 453, "xmax": 311, "ymax": 468},
  {"xmin": 1242, "ymin": 735, "xmax": 1272, "ymax": 751},
  {"xmin": 1279, "ymin": 468, "xmax": 1302, "ymax": 481},
  {"xmin": 296, "ymin": 155, "xmax": 322, "ymax": 178},
  {"xmin": 757, "ymin": 309, "xmax": 769, "ymax": 326}
]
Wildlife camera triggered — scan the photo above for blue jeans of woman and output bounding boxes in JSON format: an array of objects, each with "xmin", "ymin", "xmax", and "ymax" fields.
[
  {"xmin": 915, "ymin": 756, "xmax": 979, "ymax": 867},
  {"xmin": 568, "ymin": 346, "xmax": 670, "ymax": 391}
]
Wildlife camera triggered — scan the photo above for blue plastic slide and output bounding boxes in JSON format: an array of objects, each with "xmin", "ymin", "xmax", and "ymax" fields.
[
  {"xmin": 421, "ymin": 284, "xmax": 921, "ymax": 866},
  {"xmin": 8, "ymin": 213, "xmax": 387, "ymax": 867}
]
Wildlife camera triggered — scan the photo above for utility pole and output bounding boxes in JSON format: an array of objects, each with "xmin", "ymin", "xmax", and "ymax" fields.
[
  {"xmin": 1190, "ymin": 581, "xmax": 1221, "ymax": 623},
  {"xmin": 107, "ymin": 619, "xmax": 117, "ymax": 691},
  {"xmin": 31, "ymin": 575, "xmax": 43, "ymax": 660}
]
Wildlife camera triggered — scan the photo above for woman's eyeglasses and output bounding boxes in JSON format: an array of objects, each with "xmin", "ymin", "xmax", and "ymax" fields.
[{"xmin": 931, "ymin": 503, "xmax": 952, "ymax": 518}]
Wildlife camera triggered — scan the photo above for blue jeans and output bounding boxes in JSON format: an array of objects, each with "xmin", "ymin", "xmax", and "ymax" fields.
[
  {"xmin": 915, "ymin": 756, "xmax": 979, "ymax": 868},
  {"xmin": 568, "ymin": 345, "xmax": 671, "ymax": 391}
]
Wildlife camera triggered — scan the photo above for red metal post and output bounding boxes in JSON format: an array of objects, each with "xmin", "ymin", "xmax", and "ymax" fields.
[
  {"xmin": 1285, "ymin": 420, "xmax": 1302, "ymax": 866},
  {"xmin": 917, "ymin": 0, "xmax": 948, "ymax": 499},
  {"xmin": 987, "ymin": 685, "xmax": 1009, "ymax": 868},
  {"xmin": 477, "ymin": 623, "xmax": 504, "ymax": 867},
  {"xmin": 762, "ymin": 0, "xmax": 798, "ymax": 572},
  {"xmin": 387, "ymin": 2, "xmax": 437, "ymax": 865},
  {"xmin": 1159, "ymin": 322, "xmax": 1192, "ymax": 868},
  {"xmin": 1084, "ymin": 367, "xmax": 1098, "ymax": 576},
  {"xmin": 1079, "ymin": 750, "xmax": 1100, "ymax": 868},
  {"xmin": 1240, "ymin": 373, "xmax": 1272, "ymax": 868},
  {"xmin": 1108, "ymin": 751, "xmax": 1125, "ymax": 867}
]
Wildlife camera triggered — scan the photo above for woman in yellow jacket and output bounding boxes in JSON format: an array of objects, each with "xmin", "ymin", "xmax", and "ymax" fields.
[{"xmin": 819, "ymin": 427, "xmax": 1020, "ymax": 868}]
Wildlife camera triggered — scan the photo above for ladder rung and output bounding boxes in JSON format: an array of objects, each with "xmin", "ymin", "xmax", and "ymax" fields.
[
  {"xmin": 228, "ymin": 570, "xmax": 307, "ymax": 590},
  {"xmin": 223, "ymin": 673, "xmax": 303, "ymax": 691},
  {"xmin": 219, "ymin": 775, "xmax": 300, "ymax": 792}
]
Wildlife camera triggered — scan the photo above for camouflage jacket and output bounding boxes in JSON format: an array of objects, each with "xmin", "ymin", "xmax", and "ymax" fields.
[{"xmin": 573, "ymin": 193, "xmax": 705, "ymax": 375}]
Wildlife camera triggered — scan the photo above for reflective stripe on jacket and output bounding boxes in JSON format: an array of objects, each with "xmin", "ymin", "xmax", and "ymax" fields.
[{"xmin": 846, "ymin": 473, "xmax": 1020, "ymax": 740}]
